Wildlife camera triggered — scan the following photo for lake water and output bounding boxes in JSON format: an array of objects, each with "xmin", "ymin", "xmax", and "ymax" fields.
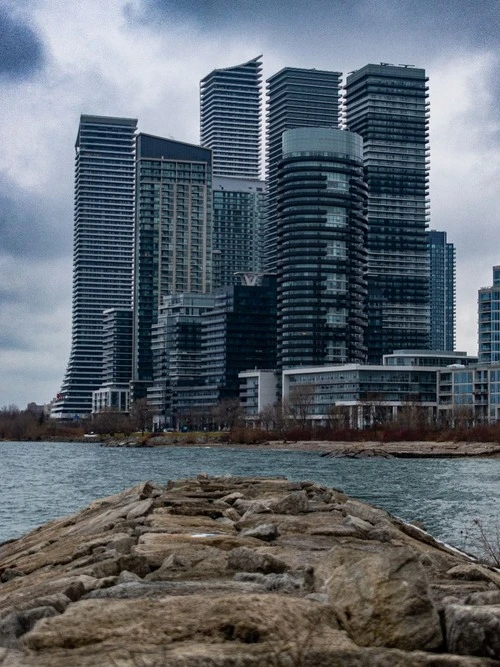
[{"xmin": 1, "ymin": 441, "xmax": 499, "ymax": 554}]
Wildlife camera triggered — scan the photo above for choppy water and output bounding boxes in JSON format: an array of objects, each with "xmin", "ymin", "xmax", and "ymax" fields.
[{"xmin": 1, "ymin": 441, "xmax": 499, "ymax": 553}]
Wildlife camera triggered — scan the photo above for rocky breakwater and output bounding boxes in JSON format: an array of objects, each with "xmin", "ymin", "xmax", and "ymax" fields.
[{"xmin": 0, "ymin": 477, "xmax": 500, "ymax": 666}]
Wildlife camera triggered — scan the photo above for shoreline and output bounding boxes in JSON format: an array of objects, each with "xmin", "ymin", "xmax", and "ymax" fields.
[
  {"xmin": 106, "ymin": 437, "xmax": 500, "ymax": 458},
  {"xmin": 3, "ymin": 437, "xmax": 500, "ymax": 458}
]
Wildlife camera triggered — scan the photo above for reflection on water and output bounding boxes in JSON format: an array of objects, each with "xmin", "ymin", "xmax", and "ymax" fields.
[{"xmin": 0, "ymin": 441, "xmax": 499, "ymax": 551}]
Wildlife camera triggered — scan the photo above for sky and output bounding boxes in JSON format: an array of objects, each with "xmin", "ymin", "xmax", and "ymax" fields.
[{"xmin": 0, "ymin": 0, "xmax": 499, "ymax": 409}]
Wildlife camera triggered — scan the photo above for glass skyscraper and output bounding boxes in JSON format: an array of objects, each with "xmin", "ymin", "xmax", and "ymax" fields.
[
  {"xmin": 478, "ymin": 266, "xmax": 500, "ymax": 363},
  {"xmin": 200, "ymin": 55, "xmax": 262, "ymax": 179},
  {"xmin": 345, "ymin": 64, "xmax": 430, "ymax": 362},
  {"xmin": 52, "ymin": 115, "xmax": 137, "ymax": 419},
  {"xmin": 132, "ymin": 134, "xmax": 212, "ymax": 399},
  {"xmin": 212, "ymin": 176, "xmax": 266, "ymax": 288},
  {"xmin": 428, "ymin": 230, "xmax": 456, "ymax": 351},
  {"xmin": 265, "ymin": 67, "xmax": 342, "ymax": 273},
  {"xmin": 277, "ymin": 128, "xmax": 368, "ymax": 368}
]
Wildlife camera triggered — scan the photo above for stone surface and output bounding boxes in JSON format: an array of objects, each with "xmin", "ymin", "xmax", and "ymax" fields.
[
  {"xmin": 0, "ymin": 475, "xmax": 498, "ymax": 666},
  {"xmin": 327, "ymin": 546, "xmax": 443, "ymax": 651},
  {"xmin": 445, "ymin": 604, "xmax": 500, "ymax": 659},
  {"xmin": 239, "ymin": 523, "xmax": 279, "ymax": 542}
]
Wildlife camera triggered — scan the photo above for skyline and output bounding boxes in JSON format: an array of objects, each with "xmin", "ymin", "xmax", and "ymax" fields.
[{"xmin": 1, "ymin": 0, "xmax": 499, "ymax": 407}]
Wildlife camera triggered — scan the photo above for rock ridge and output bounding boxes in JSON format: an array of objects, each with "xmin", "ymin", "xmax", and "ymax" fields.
[{"xmin": 0, "ymin": 475, "xmax": 499, "ymax": 665}]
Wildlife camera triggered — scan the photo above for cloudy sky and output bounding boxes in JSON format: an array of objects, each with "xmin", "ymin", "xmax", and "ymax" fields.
[{"xmin": 0, "ymin": 0, "xmax": 499, "ymax": 408}]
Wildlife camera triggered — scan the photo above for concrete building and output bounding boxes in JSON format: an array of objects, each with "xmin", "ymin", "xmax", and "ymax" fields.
[
  {"xmin": 239, "ymin": 370, "xmax": 278, "ymax": 422},
  {"xmin": 345, "ymin": 64, "xmax": 430, "ymax": 362},
  {"xmin": 53, "ymin": 115, "xmax": 137, "ymax": 419},
  {"xmin": 277, "ymin": 127, "xmax": 367, "ymax": 368},
  {"xmin": 437, "ymin": 362, "xmax": 500, "ymax": 424},
  {"xmin": 239, "ymin": 350, "xmax": 476, "ymax": 428},
  {"xmin": 265, "ymin": 67, "xmax": 342, "ymax": 273},
  {"xmin": 200, "ymin": 55, "xmax": 262, "ymax": 179}
]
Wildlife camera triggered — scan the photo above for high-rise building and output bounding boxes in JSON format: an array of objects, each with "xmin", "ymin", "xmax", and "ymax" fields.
[
  {"xmin": 265, "ymin": 67, "xmax": 342, "ymax": 272},
  {"xmin": 200, "ymin": 55, "xmax": 262, "ymax": 179},
  {"xmin": 427, "ymin": 230, "xmax": 456, "ymax": 351},
  {"xmin": 92, "ymin": 308, "xmax": 133, "ymax": 414},
  {"xmin": 478, "ymin": 266, "xmax": 500, "ymax": 363},
  {"xmin": 277, "ymin": 128, "xmax": 368, "ymax": 369},
  {"xmin": 212, "ymin": 176, "xmax": 266, "ymax": 288},
  {"xmin": 132, "ymin": 134, "xmax": 212, "ymax": 399},
  {"xmin": 52, "ymin": 115, "xmax": 137, "ymax": 419},
  {"xmin": 148, "ymin": 293, "xmax": 216, "ymax": 428},
  {"xmin": 172, "ymin": 276, "xmax": 277, "ymax": 424},
  {"xmin": 345, "ymin": 64, "xmax": 430, "ymax": 362}
]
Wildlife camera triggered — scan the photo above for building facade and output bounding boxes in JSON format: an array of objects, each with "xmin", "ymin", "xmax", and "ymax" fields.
[
  {"xmin": 148, "ymin": 293, "xmax": 216, "ymax": 428},
  {"xmin": 212, "ymin": 176, "xmax": 266, "ymax": 288},
  {"xmin": 239, "ymin": 350, "xmax": 476, "ymax": 428},
  {"xmin": 345, "ymin": 64, "xmax": 430, "ymax": 362},
  {"xmin": 478, "ymin": 266, "xmax": 500, "ymax": 363},
  {"xmin": 132, "ymin": 134, "xmax": 212, "ymax": 399},
  {"xmin": 437, "ymin": 363, "xmax": 500, "ymax": 424},
  {"xmin": 277, "ymin": 128, "xmax": 368, "ymax": 369},
  {"xmin": 265, "ymin": 67, "xmax": 342, "ymax": 273},
  {"xmin": 200, "ymin": 55, "xmax": 262, "ymax": 179},
  {"xmin": 428, "ymin": 230, "xmax": 456, "ymax": 351},
  {"xmin": 173, "ymin": 276, "xmax": 278, "ymax": 425},
  {"xmin": 53, "ymin": 115, "xmax": 137, "ymax": 419},
  {"xmin": 92, "ymin": 308, "xmax": 133, "ymax": 414}
]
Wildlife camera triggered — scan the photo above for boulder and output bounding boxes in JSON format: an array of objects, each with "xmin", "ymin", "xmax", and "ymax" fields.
[
  {"xmin": 227, "ymin": 547, "xmax": 289, "ymax": 574},
  {"xmin": 445, "ymin": 603, "xmax": 500, "ymax": 659},
  {"xmin": 270, "ymin": 491, "xmax": 309, "ymax": 515},
  {"xmin": 327, "ymin": 546, "xmax": 442, "ymax": 651},
  {"xmin": 343, "ymin": 499, "xmax": 390, "ymax": 524},
  {"xmin": 240, "ymin": 523, "xmax": 279, "ymax": 542}
]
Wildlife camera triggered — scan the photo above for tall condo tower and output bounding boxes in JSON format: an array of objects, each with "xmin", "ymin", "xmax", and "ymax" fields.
[
  {"xmin": 277, "ymin": 128, "xmax": 368, "ymax": 368},
  {"xmin": 132, "ymin": 134, "xmax": 212, "ymax": 399},
  {"xmin": 52, "ymin": 115, "xmax": 137, "ymax": 419},
  {"xmin": 345, "ymin": 64, "xmax": 430, "ymax": 362},
  {"xmin": 428, "ymin": 230, "xmax": 456, "ymax": 351},
  {"xmin": 200, "ymin": 55, "xmax": 262, "ymax": 179},
  {"xmin": 265, "ymin": 67, "xmax": 342, "ymax": 273}
]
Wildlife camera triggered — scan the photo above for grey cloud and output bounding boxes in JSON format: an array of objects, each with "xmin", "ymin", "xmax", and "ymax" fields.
[
  {"xmin": 128, "ymin": 0, "xmax": 500, "ymax": 53},
  {"xmin": 0, "ymin": 333, "xmax": 28, "ymax": 352},
  {"xmin": 0, "ymin": 6, "xmax": 45, "ymax": 80},
  {"xmin": 0, "ymin": 174, "xmax": 72, "ymax": 261}
]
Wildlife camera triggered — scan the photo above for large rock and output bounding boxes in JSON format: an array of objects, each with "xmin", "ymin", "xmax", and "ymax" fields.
[
  {"xmin": 445, "ymin": 604, "xmax": 500, "ymax": 659},
  {"xmin": 227, "ymin": 546, "xmax": 289, "ymax": 574},
  {"xmin": 1, "ymin": 475, "xmax": 498, "ymax": 666},
  {"xmin": 327, "ymin": 546, "xmax": 443, "ymax": 651}
]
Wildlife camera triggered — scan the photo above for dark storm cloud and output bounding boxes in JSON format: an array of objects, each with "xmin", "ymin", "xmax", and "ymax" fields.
[
  {"xmin": 0, "ymin": 6, "xmax": 45, "ymax": 80},
  {"xmin": 0, "ymin": 175, "xmax": 71, "ymax": 260},
  {"xmin": 128, "ymin": 0, "xmax": 500, "ymax": 51}
]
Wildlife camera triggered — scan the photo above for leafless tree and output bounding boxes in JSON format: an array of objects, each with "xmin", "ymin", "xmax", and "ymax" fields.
[
  {"xmin": 287, "ymin": 384, "xmax": 315, "ymax": 429},
  {"xmin": 130, "ymin": 397, "xmax": 153, "ymax": 434},
  {"xmin": 211, "ymin": 398, "xmax": 243, "ymax": 430}
]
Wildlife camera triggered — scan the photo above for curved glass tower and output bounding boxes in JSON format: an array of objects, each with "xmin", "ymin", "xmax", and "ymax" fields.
[
  {"xmin": 52, "ymin": 115, "xmax": 137, "ymax": 419},
  {"xmin": 277, "ymin": 128, "xmax": 368, "ymax": 369},
  {"xmin": 265, "ymin": 67, "xmax": 342, "ymax": 273}
]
